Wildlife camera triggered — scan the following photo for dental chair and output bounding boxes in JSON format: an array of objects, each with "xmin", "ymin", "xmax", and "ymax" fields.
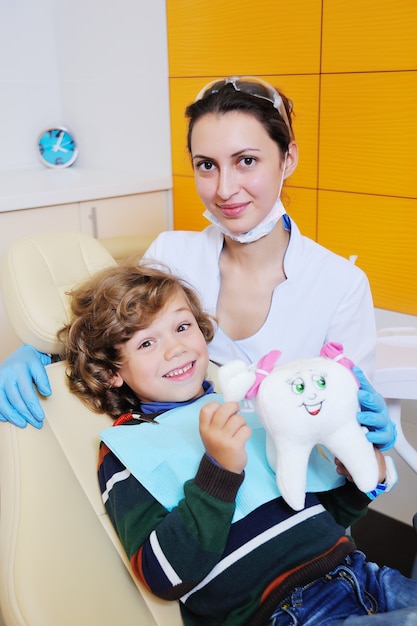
[
  {"xmin": 374, "ymin": 327, "xmax": 417, "ymax": 475},
  {"xmin": 0, "ymin": 232, "xmax": 183, "ymax": 626}
]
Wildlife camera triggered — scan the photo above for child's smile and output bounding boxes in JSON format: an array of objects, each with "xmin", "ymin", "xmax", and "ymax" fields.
[{"xmin": 163, "ymin": 360, "xmax": 197, "ymax": 380}]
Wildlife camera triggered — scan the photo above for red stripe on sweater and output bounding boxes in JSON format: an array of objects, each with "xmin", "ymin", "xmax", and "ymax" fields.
[
  {"xmin": 130, "ymin": 545, "xmax": 152, "ymax": 591},
  {"xmin": 260, "ymin": 536, "xmax": 350, "ymax": 602}
]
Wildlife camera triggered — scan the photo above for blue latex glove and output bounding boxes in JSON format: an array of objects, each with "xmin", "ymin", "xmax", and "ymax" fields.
[
  {"xmin": 353, "ymin": 365, "xmax": 397, "ymax": 451},
  {"xmin": 0, "ymin": 345, "xmax": 52, "ymax": 429}
]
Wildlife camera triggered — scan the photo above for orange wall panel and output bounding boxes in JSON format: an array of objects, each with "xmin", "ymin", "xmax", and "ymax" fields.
[
  {"xmin": 276, "ymin": 75, "xmax": 320, "ymax": 190},
  {"xmin": 284, "ymin": 187, "xmax": 318, "ymax": 240},
  {"xmin": 169, "ymin": 77, "xmax": 211, "ymax": 178},
  {"xmin": 173, "ymin": 175, "xmax": 208, "ymax": 231},
  {"xmin": 317, "ymin": 190, "xmax": 417, "ymax": 314},
  {"xmin": 167, "ymin": 0, "xmax": 322, "ymax": 77},
  {"xmin": 319, "ymin": 72, "xmax": 417, "ymax": 198},
  {"xmin": 322, "ymin": 0, "xmax": 417, "ymax": 73}
]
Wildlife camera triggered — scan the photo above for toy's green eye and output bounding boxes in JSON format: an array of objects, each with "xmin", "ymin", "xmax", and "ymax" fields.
[
  {"xmin": 313, "ymin": 374, "xmax": 326, "ymax": 389},
  {"xmin": 291, "ymin": 377, "xmax": 305, "ymax": 394}
]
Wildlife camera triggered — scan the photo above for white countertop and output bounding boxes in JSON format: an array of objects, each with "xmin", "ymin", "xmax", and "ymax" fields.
[{"xmin": 0, "ymin": 168, "xmax": 172, "ymax": 212}]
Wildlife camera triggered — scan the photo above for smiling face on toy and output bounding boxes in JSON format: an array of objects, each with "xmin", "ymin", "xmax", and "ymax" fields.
[
  {"xmin": 289, "ymin": 369, "xmax": 327, "ymax": 417},
  {"xmin": 264, "ymin": 361, "xmax": 358, "ymax": 446}
]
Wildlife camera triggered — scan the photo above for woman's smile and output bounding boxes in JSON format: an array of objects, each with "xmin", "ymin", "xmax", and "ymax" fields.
[{"xmin": 217, "ymin": 202, "xmax": 251, "ymax": 218}]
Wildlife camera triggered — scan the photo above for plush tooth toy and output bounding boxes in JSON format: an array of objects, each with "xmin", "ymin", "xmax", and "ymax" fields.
[{"xmin": 217, "ymin": 343, "xmax": 380, "ymax": 511}]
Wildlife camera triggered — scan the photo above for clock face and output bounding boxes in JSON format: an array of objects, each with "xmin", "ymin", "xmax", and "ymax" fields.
[{"xmin": 37, "ymin": 127, "xmax": 78, "ymax": 168}]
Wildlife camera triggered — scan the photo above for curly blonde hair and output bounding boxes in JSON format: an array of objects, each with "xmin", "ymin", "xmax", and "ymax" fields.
[{"xmin": 58, "ymin": 259, "xmax": 216, "ymax": 419}]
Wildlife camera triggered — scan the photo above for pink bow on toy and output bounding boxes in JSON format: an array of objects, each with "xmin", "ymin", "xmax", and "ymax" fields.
[
  {"xmin": 320, "ymin": 342, "xmax": 359, "ymax": 387},
  {"xmin": 245, "ymin": 350, "xmax": 282, "ymax": 400}
]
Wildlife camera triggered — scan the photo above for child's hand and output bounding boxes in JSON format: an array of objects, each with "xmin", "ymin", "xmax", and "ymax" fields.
[
  {"xmin": 199, "ymin": 401, "xmax": 251, "ymax": 474},
  {"xmin": 335, "ymin": 449, "xmax": 387, "ymax": 485},
  {"xmin": 334, "ymin": 458, "xmax": 353, "ymax": 482}
]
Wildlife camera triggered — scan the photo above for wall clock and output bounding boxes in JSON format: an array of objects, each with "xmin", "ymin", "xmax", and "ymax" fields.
[{"xmin": 37, "ymin": 127, "xmax": 78, "ymax": 168}]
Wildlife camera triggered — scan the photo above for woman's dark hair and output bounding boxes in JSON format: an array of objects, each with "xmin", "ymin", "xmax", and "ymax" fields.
[
  {"xmin": 185, "ymin": 81, "xmax": 294, "ymax": 158},
  {"xmin": 58, "ymin": 259, "xmax": 216, "ymax": 419}
]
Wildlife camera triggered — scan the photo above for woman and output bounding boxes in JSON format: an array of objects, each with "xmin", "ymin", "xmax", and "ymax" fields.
[
  {"xmin": 145, "ymin": 77, "xmax": 376, "ymax": 371},
  {"xmin": 0, "ymin": 76, "xmax": 396, "ymax": 451}
]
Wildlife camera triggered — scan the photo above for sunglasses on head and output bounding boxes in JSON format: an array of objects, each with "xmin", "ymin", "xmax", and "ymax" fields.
[{"xmin": 195, "ymin": 76, "xmax": 292, "ymax": 135}]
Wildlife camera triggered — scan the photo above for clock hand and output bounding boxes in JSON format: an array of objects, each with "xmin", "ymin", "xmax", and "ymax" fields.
[{"xmin": 52, "ymin": 131, "xmax": 68, "ymax": 153}]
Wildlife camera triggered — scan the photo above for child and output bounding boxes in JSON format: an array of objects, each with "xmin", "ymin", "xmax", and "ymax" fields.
[{"xmin": 58, "ymin": 261, "xmax": 417, "ymax": 626}]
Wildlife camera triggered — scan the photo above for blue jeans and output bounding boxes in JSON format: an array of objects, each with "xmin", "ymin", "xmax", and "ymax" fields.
[{"xmin": 268, "ymin": 551, "xmax": 417, "ymax": 625}]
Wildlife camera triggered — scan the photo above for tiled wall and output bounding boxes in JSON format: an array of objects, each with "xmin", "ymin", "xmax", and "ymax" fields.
[{"xmin": 166, "ymin": 0, "xmax": 417, "ymax": 315}]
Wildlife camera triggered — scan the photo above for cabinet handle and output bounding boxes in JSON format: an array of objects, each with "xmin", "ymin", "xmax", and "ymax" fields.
[{"xmin": 90, "ymin": 205, "xmax": 98, "ymax": 238}]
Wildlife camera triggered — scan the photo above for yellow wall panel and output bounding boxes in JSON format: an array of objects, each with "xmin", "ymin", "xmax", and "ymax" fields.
[
  {"xmin": 278, "ymin": 75, "xmax": 320, "ymax": 190},
  {"xmin": 322, "ymin": 0, "xmax": 417, "ymax": 73},
  {"xmin": 319, "ymin": 72, "xmax": 417, "ymax": 198},
  {"xmin": 173, "ymin": 175, "xmax": 208, "ymax": 231},
  {"xmin": 284, "ymin": 187, "xmax": 317, "ymax": 240},
  {"xmin": 167, "ymin": 0, "xmax": 322, "ymax": 76},
  {"xmin": 169, "ymin": 77, "xmax": 209, "ymax": 177},
  {"xmin": 169, "ymin": 76, "xmax": 210, "ymax": 176},
  {"xmin": 170, "ymin": 75, "xmax": 320, "ymax": 190},
  {"xmin": 317, "ymin": 190, "xmax": 417, "ymax": 314}
]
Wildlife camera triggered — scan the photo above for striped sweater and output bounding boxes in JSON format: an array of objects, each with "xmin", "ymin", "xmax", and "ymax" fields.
[{"xmin": 98, "ymin": 411, "xmax": 371, "ymax": 626}]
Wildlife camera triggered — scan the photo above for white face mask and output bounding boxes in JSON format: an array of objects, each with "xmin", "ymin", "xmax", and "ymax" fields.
[{"xmin": 203, "ymin": 154, "xmax": 288, "ymax": 244}]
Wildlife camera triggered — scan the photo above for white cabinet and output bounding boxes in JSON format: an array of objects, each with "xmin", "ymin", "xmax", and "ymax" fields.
[
  {"xmin": 0, "ymin": 190, "xmax": 171, "ymax": 360},
  {"xmin": 80, "ymin": 191, "xmax": 170, "ymax": 239}
]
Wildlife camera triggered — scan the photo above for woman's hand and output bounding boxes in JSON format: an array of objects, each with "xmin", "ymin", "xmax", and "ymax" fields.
[
  {"xmin": 199, "ymin": 401, "xmax": 251, "ymax": 474},
  {"xmin": 353, "ymin": 365, "xmax": 397, "ymax": 451},
  {"xmin": 0, "ymin": 345, "xmax": 51, "ymax": 428}
]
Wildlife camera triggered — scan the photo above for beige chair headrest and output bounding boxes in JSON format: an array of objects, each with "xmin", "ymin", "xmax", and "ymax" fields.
[{"xmin": 0, "ymin": 231, "xmax": 116, "ymax": 355}]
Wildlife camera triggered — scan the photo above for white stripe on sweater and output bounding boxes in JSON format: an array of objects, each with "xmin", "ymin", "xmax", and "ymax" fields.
[
  {"xmin": 102, "ymin": 468, "xmax": 131, "ymax": 504},
  {"xmin": 180, "ymin": 504, "xmax": 325, "ymax": 602},
  {"xmin": 150, "ymin": 531, "xmax": 182, "ymax": 585}
]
